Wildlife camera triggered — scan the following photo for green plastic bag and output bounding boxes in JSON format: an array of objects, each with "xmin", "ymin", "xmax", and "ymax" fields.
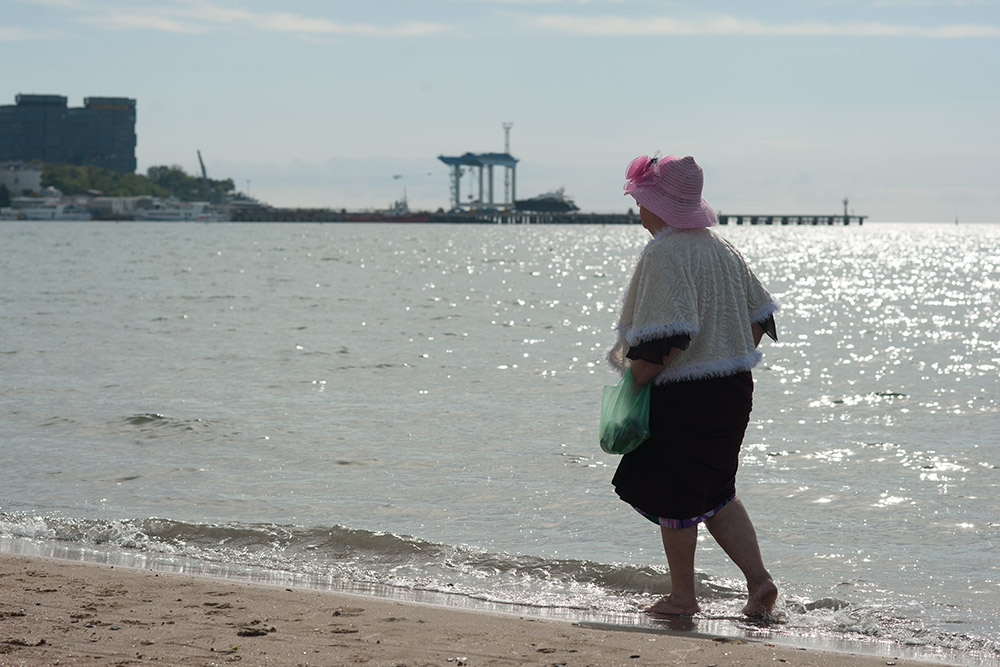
[{"xmin": 599, "ymin": 368, "xmax": 652, "ymax": 455}]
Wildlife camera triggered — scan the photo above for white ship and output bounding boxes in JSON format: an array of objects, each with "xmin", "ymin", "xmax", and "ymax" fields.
[
  {"xmin": 8, "ymin": 198, "xmax": 92, "ymax": 220},
  {"xmin": 135, "ymin": 200, "xmax": 229, "ymax": 222}
]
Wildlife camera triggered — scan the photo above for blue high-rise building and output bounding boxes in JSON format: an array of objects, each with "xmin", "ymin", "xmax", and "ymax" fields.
[{"xmin": 0, "ymin": 94, "xmax": 137, "ymax": 173}]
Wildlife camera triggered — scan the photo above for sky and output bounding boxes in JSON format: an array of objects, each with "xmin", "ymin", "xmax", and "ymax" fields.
[{"xmin": 3, "ymin": 0, "xmax": 999, "ymax": 222}]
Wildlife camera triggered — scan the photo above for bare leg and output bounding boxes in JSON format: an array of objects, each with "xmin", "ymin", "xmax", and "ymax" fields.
[
  {"xmin": 704, "ymin": 497, "xmax": 777, "ymax": 618},
  {"xmin": 645, "ymin": 524, "xmax": 701, "ymax": 616}
]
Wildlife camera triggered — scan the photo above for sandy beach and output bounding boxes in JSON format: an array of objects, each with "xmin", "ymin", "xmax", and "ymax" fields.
[{"xmin": 0, "ymin": 553, "xmax": 945, "ymax": 666}]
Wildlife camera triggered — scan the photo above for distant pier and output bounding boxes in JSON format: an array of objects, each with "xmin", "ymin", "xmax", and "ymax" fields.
[
  {"xmin": 468, "ymin": 212, "xmax": 867, "ymax": 225},
  {"xmin": 228, "ymin": 208, "xmax": 866, "ymax": 225},
  {"xmin": 716, "ymin": 213, "xmax": 866, "ymax": 226}
]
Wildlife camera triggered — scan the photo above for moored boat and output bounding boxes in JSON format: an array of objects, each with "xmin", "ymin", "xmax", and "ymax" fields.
[
  {"xmin": 514, "ymin": 188, "xmax": 579, "ymax": 213},
  {"xmin": 342, "ymin": 196, "xmax": 430, "ymax": 222},
  {"xmin": 135, "ymin": 201, "xmax": 229, "ymax": 222},
  {"xmin": 14, "ymin": 202, "xmax": 91, "ymax": 220}
]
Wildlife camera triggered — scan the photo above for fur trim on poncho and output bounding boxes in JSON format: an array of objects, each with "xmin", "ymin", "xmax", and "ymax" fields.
[{"xmin": 608, "ymin": 227, "xmax": 779, "ymax": 384}]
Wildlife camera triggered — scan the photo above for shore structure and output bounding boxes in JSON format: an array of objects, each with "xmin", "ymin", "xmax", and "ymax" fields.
[
  {"xmin": 437, "ymin": 122, "xmax": 520, "ymax": 213},
  {"xmin": 2, "ymin": 197, "xmax": 867, "ymax": 224},
  {"xmin": 1, "ymin": 108, "xmax": 866, "ymax": 224},
  {"xmin": 0, "ymin": 552, "xmax": 937, "ymax": 666},
  {"xmin": 0, "ymin": 94, "xmax": 136, "ymax": 173},
  {"xmin": 438, "ymin": 151, "xmax": 519, "ymax": 212}
]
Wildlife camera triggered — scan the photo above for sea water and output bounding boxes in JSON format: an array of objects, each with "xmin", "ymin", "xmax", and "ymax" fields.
[{"xmin": 1, "ymin": 221, "xmax": 997, "ymax": 665}]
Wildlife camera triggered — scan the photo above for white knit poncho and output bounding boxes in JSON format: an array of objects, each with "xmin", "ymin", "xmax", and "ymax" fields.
[{"xmin": 608, "ymin": 227, "xmax": 779, "ymax": 384}]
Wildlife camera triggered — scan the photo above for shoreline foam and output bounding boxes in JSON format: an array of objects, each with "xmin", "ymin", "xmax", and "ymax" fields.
[{"xmin": 0, "ymin": 552, "xmax": 948, "ymax": 666}]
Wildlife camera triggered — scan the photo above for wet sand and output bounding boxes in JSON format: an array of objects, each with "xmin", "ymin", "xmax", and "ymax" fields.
[{"xmin": 0, "ymin": 553, "xmax": 940, "ymax": 666}]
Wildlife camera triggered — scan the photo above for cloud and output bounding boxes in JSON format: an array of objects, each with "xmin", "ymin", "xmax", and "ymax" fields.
[
  {"xmin": 527, "ymin": 14, "xmax": 1000, "ymax": 38},
  {"xmin": 73, "ymin": 1, "xmax": 450, "ymax": 38},
  {"xmin": 248, "ymin": 13, "xmax": 447, "ymax": 38},
  {"xmin": 472, "ymin": 0, "xmax": 571, "ymax": 3},
  {"xmin": 0, "ymin": 26, "xmax": 62, "ymax": 41},
  {"xmin": 874, "ymin": 0, "xmax": 989, "ymax": 6},
  {"xmin": 82, "ymin": 11, "xmax": 211, "ymax": 34},
  {"xmin": 16, "ymin": 0, "xmax": 82, "ymax": 7}
]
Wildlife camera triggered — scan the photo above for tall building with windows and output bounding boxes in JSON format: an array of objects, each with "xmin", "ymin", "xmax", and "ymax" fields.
[{"xmin": 0, "ymin": 94, "xmax": 137, "ymax": 173}]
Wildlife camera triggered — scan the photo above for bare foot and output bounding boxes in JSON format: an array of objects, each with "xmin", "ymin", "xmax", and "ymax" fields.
[
  {"xmin": 742, "ymin": 578, "xmax": 778, "ymax": 619},
  {"xmin": 644, "ymin": 595, "xmax": 700, "ymax": 616}
]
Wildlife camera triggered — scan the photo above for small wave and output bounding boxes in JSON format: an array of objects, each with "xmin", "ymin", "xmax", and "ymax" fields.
[
  {"xmin": 0, "ymin": 513, "xmax": 692, "ymax": 609},
  {"xmin": 827, "ymin": 606, "xmax": 999, "ymax": 657},
  {"xmin": 38, "ymin": 416, "xmax": 79, "ymax": 428},
  {"xmin": 1, "ymin": 513, "xmax": 995, "ymax": 663},
  {"xmin": 118, "ymin": 413, "xmax": 218, "ymax": 439},
  {"xmin": 786, "ymin": 596, "xmax": 851, "ymax": 612},
  {"xmin": 126, "ymin": 413, "xmax": 167, "ymax": 425},
  {"xmin": 778, "ymin": 595, "xmax": 1000, "ymax": 662}
]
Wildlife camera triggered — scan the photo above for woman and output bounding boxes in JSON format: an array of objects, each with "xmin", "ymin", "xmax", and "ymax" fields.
[{"xmin": 608, "ymin": 153, "xmax": 779, "ymax": 618}]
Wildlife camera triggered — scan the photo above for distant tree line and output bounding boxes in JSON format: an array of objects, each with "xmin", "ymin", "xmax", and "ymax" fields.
[
  {"xmin": 145, "ymin": 165, "xmax": 235, "ymax": 203},
  {"xmin": 40, "ymin": 163, "xmax": 235, "ymax": 202}
]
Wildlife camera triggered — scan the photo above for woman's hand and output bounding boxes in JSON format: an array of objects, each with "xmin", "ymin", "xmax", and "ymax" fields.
[
  {"xmin": 630, "ymin": 347, "xmax": 680, "ymax": 386},
  {"xmin": 630, "ymin": 359, "xmax": 663, "ymax": 386}
]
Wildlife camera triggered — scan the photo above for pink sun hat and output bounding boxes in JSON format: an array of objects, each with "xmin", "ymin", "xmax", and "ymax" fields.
[{"xmin": 623, "ymin": 153, "xmax": 718, "ymax": 229}]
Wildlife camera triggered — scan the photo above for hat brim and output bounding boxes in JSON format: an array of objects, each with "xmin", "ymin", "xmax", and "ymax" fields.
[{"xmin": 630, "ymin": 189, "xmax": 717, "ymax": 229}]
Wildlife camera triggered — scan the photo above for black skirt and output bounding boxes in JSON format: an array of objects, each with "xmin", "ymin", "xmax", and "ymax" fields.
[{"xmin": 611, "ymin": 371, "xmax": 754, "ymax": 522}]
